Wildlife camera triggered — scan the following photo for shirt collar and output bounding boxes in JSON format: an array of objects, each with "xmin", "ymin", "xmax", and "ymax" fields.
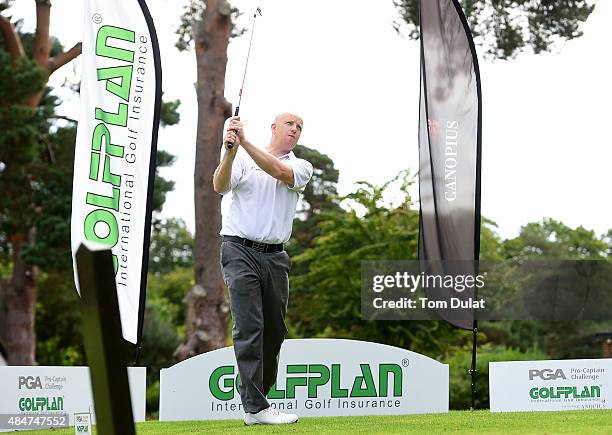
[{"xmin": 278, "ymin": 151, "xmax": 295, "ymax": 160}]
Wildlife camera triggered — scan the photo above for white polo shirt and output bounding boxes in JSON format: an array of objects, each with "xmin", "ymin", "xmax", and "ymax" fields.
[{"xmin": 219, "ymin": 148, "xmax": 313, "ymax": 244}]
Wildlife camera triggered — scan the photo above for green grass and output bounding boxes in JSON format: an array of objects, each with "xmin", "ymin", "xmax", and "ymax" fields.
[{"xmin": 25, "ymin": 410, "xmax": 612, "ymax": 434}]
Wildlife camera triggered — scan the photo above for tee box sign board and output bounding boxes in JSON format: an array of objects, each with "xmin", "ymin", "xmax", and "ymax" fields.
[
  {"xmin": 160, "ymin": 338, "xmax": 449, "ymax": 421},
  {"xmin": 0, "ymin": 366, "xmax": 145, "ymax": 432},
  {"xmin": 490, "ymin": 358, "xmax": 611, "ymax": 412}
]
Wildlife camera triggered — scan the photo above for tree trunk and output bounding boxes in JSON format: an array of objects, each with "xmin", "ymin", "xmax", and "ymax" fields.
[
  {"xmin": 175, "ymin": 0, "xmax": 232, "ymax": 361},
  {"xmin": 0, "ymin": 234, "xmax": 37, "ymax": 365}
]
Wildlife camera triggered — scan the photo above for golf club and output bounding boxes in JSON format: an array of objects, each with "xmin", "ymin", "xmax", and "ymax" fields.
[{"xmin": 226, "ymin": 6, "xmax": 263, "ymax": 149}]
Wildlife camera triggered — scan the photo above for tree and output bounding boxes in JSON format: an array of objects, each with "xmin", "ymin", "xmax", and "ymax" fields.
[
  {"xmin": 292, "ymin": 145, "xmax": 340, "ymax": 219},
  {"xmin": 286, "ymin": 145, "xmax": 341, "ymax": 264},
  {"xmin": 0, "ymin": 1, "xmax": 181, "ymax": 364},
  {"xmin": 174, "ymin": 0, "xmax": 242, "ymax": 360},
  {"xmin": 149, "ymin": 218, "xmax": 194, "ymax": 276},
  {"xmin": 502, "ymin": 218, "xmax": 609, "ymax": 260},
  {"xmin": 0, "ymin": 1, "xmax": 81, "ymax": 364},
  {"xmin": 393, "ymin": 0, "xmax": 595, "ymax": 59},
  {"xmin": 481, "ymin": 219, "xmax": 611, "ymax": 359}
]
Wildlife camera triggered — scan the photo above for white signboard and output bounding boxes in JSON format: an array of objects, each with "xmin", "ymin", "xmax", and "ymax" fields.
[
  {"xmin": 0, "ymin": 366, "xmax": 145, "ymax": 432},
  {"xmin": 490, "ymin": 358, "xmax": 611, "ymax": 412},
  {"xmin": 160, "ymin": 339, "xmax": 448, "ymax": 421}
]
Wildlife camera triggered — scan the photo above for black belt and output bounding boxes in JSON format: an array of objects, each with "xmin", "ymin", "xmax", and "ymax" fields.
[{"xmin": 223, "ymin": 235, "xmax": 284, "ymax": 253}]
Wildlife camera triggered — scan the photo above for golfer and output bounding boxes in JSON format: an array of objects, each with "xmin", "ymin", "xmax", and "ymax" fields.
[{"xmin": 213, "ymin": 113, "xmax": 313, "ymax": 425}]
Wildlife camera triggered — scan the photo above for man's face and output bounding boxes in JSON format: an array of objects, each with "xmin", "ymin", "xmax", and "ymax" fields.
[{"xmin": 271, "ymin": 113, "xmax": 303, "ymax": 150}]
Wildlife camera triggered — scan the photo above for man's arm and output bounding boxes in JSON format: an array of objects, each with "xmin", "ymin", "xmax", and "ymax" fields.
[
  {"xmin": 227, "ymin": 116, "xmax": 294, "ymax": 185},
  {"xmin": 213, "ymin": 130, "xmax": 239, "ymax": 194},
  {"xmin": 240, "ymin": 139, "xmax": 294, "ymax": 186}
]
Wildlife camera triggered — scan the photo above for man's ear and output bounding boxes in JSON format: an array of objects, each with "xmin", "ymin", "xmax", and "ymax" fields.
[{"xmin": 271, "ymin": 123, "xmax": 276, "ymax": 134}]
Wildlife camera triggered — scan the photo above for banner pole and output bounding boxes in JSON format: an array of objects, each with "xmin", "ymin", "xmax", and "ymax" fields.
[
  {"xmin": 451, "ymin": 0, "xmax": 484, "ymax": 411},
  {"xmin": 470, "ymin": 320, "xmax": 478, "ymax": 409},
  {"xmin": 134, "ymin": 0, "xmax": 163, "ymax": 366}
]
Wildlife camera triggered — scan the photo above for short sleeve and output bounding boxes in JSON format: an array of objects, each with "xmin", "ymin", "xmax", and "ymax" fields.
[
  {"xmin": 218, "ymin": 146, "xmax": 245, "ymax": 195},
  {"xmin": 286, "ymin": 157, "xmax": 313, "ymax": 192}
]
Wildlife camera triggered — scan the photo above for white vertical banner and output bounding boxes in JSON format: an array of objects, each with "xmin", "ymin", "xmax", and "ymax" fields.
[{"xmin": 71, "ymin": 0, "xmax": 161, "ymax": 343}]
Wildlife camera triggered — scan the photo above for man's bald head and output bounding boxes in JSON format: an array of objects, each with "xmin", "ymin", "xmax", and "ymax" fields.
[
  {"xmin": 269, "ymin": 112, "xmax": 304, "ymax": 154},
  {"xmin": 273, "ymin": 112, "xmax": 303, "ymax": 126}
]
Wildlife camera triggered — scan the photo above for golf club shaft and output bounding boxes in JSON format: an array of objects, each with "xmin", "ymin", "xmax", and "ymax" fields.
[{"xmin": 226, "ymin": 7, "xmax": 262, "ymax": 150}]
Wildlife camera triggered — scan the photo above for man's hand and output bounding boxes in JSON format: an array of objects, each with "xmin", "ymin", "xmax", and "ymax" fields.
[
  {"xmin": 228, "ymin": 116, "xmax": 246, "ymax": 142},
  {"xmin": 224, "ymin": 129, "xmax": 240, "ymax": 151}
]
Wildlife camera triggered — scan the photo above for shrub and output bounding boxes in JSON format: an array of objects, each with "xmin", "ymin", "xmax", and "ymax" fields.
[{"xmin": 445, "ymin": 344, "xmax": 547, "ymax": 409}]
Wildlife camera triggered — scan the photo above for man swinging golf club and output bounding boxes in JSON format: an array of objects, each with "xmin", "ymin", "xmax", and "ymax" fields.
[{"xmin": 214, "ymin": 113, "xmax": 313, "ymax": 425}]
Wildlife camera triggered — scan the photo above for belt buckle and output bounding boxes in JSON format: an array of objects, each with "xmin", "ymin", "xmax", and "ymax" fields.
[{"xmin": 251, "ymin": 241, "xmax": 266, "ymax": 252}]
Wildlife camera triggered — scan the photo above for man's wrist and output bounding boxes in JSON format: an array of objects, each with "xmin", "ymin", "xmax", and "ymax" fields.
[
  {"xmin": 223, "ymin": 147, "xmax": 238, "ymax": 160},
  {"xmin": 239, "ymin": 138, "xmax": 252, "ymax": 150}
]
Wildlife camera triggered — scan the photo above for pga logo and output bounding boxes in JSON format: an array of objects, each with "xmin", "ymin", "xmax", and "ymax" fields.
[
  {"xmin": 529, "ymin": 368, "xmax": 567, "ymax": 381},
  {"xmin": 18, "ymin": 376, "xmax": 43, "ymax": 389}
]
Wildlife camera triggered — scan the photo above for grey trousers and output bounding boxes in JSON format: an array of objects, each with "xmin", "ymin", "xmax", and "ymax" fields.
[{"xmin": 220, "ymin": 240, "xmax": 290, "ymax": 413}]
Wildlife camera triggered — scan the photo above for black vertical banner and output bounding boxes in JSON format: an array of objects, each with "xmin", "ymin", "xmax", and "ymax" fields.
[
  {"xmin": 418, "ymin": 0, "xmax": 482, "ymax": 330},
  {"xmin": 135, "ymin": 0, "xmax": 163, "ymax": 364}
]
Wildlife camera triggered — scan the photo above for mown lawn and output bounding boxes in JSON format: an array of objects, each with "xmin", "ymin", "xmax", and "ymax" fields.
[{"xmin": 25, "ymin": 409, "xmax": 612, "ymax": 434}]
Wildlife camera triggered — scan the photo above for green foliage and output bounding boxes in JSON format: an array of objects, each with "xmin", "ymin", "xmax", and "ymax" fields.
[
  {"xmin": 288, "ymin": 171, "xmax": 467, "ymax": 356},
  {"xmin": 287, "ymin": 144, "xmax": 342, "ymax": 281},
  {"xmin": 292, "ymin": 144, "xmax": 340, "ymax": 217},
  {"xmin": 141, "ymin": 270, "xmax": 192, "ymax": 414},
  {"xmin": 0, "ymin": 50, "xmax": 48, "ymax": 240},
  {"xmin": 1, "ymin": 29, "xmax": 74, "ymax": 263},
  {"xmin": 22, "ymin": 125, "xmax": 75, "ymax": 269},
  {"xmin": 481, "ymin": 320, "xmax": 612, "ymax": 360},
  {"xmin": 147, "ymin": 218, "xmax": 195, "ymax": 343},
  {"xmin": 502, "ymin": 218, "xmax": 609, "ymax": 260},
  {"xmin": 0, "ymin": 259, "xmax": 10, "ymax": 278},
  {"xmin": 286, "ymin": 158, "xmax": 611, "ymax": 379},
  {"xmin": 160, "ymin": 99, "xmax": 181, "ymax": 127},
  {"xmin": 149, "ymin": 219, "xmax": 194, "ymax": 276},
  {"xmin": 0, "ymin": 102, "xmax": 40, "ymax": 163},
  {"xmin": 0, "ymin": 51, "xmax": 46, "ymax": 105},
  {"xmin": 146, "ymin": 380, "xmax": 161, "ymax": 417},
  {"xmin": 35, "ymin": 271, "xmax": 85, "ymax": 366},
  {"xmin": 479, "ymin": 217, "xmax": 504, "ymax": 261},
  {"xmin": 1, "ymin": 29, "xmax": 81, "ymax": 366},
  {"xmin": 152, "ymin": 99, "xmax": 181, "ymax": 212},
  {"xmin": 393, "ymin": 0, "xmax": 595, "ymax": 59},
  {"xmin": 147, "ymin": 267, "xmax": 193, "ymax": 331},
  {"xmin": 140, "ymin": 303, "xmax": 181, "ymax": 382},
  {"xmin": 36, "ymin": 338, "xmax": 83, "ymax": 366},
  {"xmin": 143, "ymin": 222, "xmax": 196, "ymax": 395},
  {"xmin": 480, "ymin": 218, "xmax": 611, "ymax": 361},
  {"xmin": 445, "ymin": 344, "xmax": 547, "ymax": 409},
  {"xmin": 152, "ymin": 152, "xmax": 176, "ymax": 212}
]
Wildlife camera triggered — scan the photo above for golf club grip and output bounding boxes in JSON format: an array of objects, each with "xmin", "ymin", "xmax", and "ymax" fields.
[{"xmin": 226, "ymin": 106, "xmax": 240, "ymax": 149}]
